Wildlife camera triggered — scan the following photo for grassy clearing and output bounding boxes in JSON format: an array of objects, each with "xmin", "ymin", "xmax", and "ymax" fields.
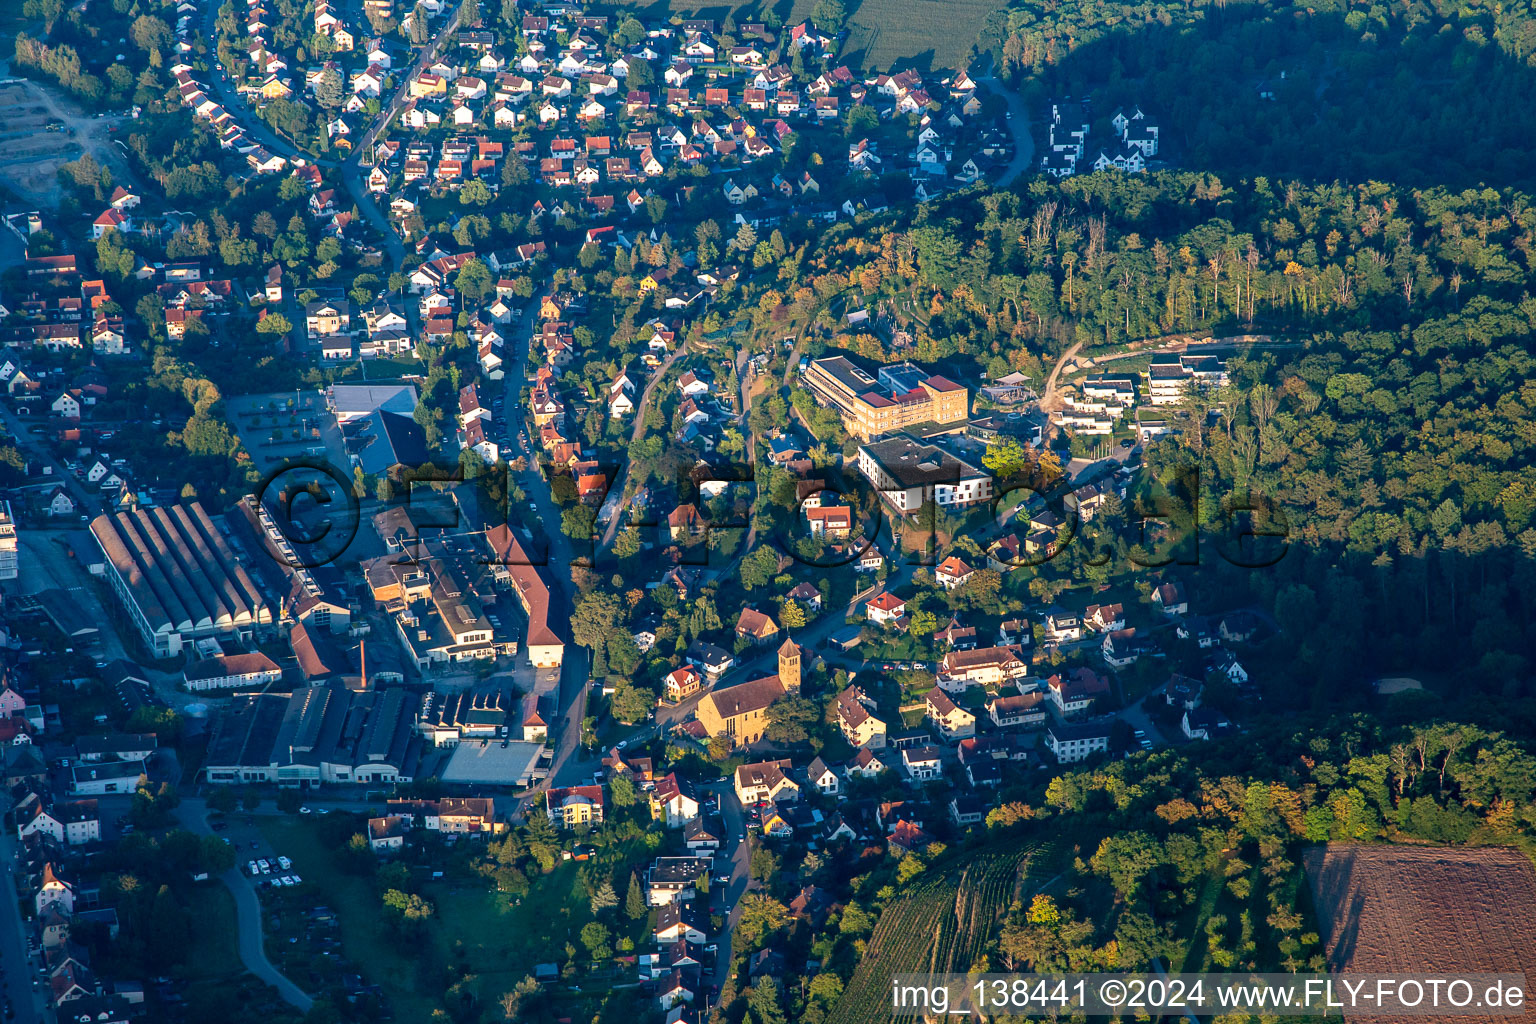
[
  {"xmin": 257, "ymin": 818, "xmax": 445, "ymax": 1020},
  {"xmin": 258, "ymin": 818, "xmax": 659, "ymax": 1018},
  {"xmin": 181, "ymin": 885, "xmax": 246, "ymax": 981},
  {"xmin": 842, "ymin": 0, "xmax": 1000, "ymax": 71}
]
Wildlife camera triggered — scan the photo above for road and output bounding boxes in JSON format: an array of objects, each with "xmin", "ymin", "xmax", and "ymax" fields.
[
  {"xmin": 0, "ymin": 403, "xmax": 101, "ymax": 516},
  {"xmin": 598, "ymin": 343, "xmax": 687, "ymax": 549},
  {"xmin": 0, "ymin": 834, "xmax": 41, "ymax": 1024},
  {"xmin": 197, "ymin": 4, "xmax": 335, "ymax": 170},
  {"xmin": 350, "ymin": 0, "xmax": 466, "ymax": 162},
  {"xmin": 977, "ymin": 71, "xmax": 1033, "ymax": 188},
  {"xmin": 708, "ymin": 782, "xmax": 751, "ymax": 994},
  {"xmin": 174, "ymin": 799, "xmax": 315, "ymax": 1013},
  {"xmin": 333, "ymin": 1, "xmax": 469, "ymax": 276},
  {"xmin": 496, "ymin": 298, "xmax": 598, "ymax": 796},
  {"xmin": 1040, "ymin": 339, "xmax": 1085, "ymax": 413}
]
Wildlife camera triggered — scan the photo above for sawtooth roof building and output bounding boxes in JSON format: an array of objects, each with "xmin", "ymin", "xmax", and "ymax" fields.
[
  {"xmin": 89, "ymin": 502, "xmax": 275, "ymax": 658},
  {"xmin": 203, "ymin": 685, "xmax": 426, "ymax": 786}
]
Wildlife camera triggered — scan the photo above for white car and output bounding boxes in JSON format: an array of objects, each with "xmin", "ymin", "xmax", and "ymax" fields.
[
  {"xmin": 290, "ymin": 874, "xmax": 302, "ymax": 885},
  {"xmin": 277, "ymin": 856, "xmax": 292, "ymax": 871},
  {"xmin": 247, "ymin": 861, "xmax": 259, "ymax": 875},
  {"xmin": 258, "ymin": 860, "xmax": 272, "ymax": 874},
  {"xmin": 280, "ymin": 876, "xmax": 295, "ymax": 887}
]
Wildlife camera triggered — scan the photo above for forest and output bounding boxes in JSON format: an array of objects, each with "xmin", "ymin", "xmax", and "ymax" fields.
[{"xmin": 748, "ymin": 172, "xmax": 1536, "ymax": 711}]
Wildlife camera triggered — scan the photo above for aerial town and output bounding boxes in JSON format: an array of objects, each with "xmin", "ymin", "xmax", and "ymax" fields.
[{"xmin": 1, "ymin": 0, "xmax": 1535, "ymax": 1022}]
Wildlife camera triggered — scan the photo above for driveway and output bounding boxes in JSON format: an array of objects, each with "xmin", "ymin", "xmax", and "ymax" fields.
[
  {"xmin": 175, "ymin": 800, "xmax": 315, "ymax": 1013},
  {"xmin": 0, "ymin": 834, "xmax": 41, "ymax": 1024}
]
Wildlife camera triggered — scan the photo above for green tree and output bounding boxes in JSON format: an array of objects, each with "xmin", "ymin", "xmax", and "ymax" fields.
[
  {"xmin": 314, "ymin": 66, "xmax": 343, "ymax": 109},
  {"xmin": 610, "ymin": 680, "xmax": 653, "ymax": 724},
  {"xmin": 256, "ymin": 311, "xmax": 292, "ymax": 335},
  {"xmin": 734, "ymin": 893, "xmax": 788, "ymax": 947},
  {"xmin": 746, "ymin": 977, "xmax": 787, "ymax": 1024},
  {"xmin": 739, "ymin": 546, "xmax": 779, "ymax": 589},
  {"xmin": 589, "ymin": 878, "xmax": 618, "ymax": 915},
  {"xmin": 765, "ymin": 696, "xmax": 817, "ymax": 744},
  {"xmin": 626, "ymin": 873, "xmax": 646, "ymax": 919},
  {"xmin": 455, "ymin": 257, "xmax": 493, "ymax": 302},
  {"xmin": 579, "ymin": 921, "xmax": 611, "ymax": 959},
  {"xmin": 562, "ymin": 503, "xmax": 596, "ymax": 541},
  {"xmin": 460, "ymin": 179, "xmax": 493, "ymax": 206},
  {"xmin": 609, "ymin": 775, "xmax": 636, "ymax": 808}
]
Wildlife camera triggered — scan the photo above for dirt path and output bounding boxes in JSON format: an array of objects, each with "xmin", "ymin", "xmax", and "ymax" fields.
[
  {"xmin": 0, "ymin": 78, "xmax": 136, "ymax": 205},
  {"xmin": 1039, "ymin": 340, "xmax": 1084, "ymax": 413}
]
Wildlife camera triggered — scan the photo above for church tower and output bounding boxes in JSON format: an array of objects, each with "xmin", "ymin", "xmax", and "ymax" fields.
[{"xmin": 778, "ymin": 637, "xmax": 802, "ymax": 694}]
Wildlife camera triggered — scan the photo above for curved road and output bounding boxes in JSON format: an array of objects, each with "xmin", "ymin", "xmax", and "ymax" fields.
[
  {"xmin": 977, "ymin": 72, "xmax": 1033, "ymax": 187},
  {"xmin": 175, "ymin": 800, "xmax": 315, "ymax": 1013}
]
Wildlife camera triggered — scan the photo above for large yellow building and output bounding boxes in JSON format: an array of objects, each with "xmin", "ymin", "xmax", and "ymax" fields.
[
  {"xmin": 696, "ymin": 641, "xmax": 801, "ymax": 748},
  {"xmin": 696, "ymin": 675, "xmax": 785, "ymax": 748},
  {"xmin": 803, "ymin": 356, "xmax": 968, "ymax": 440}
]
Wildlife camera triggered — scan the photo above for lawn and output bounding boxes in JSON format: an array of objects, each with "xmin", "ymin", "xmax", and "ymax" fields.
[
  {"xmin": 182, "ymin": 885, "xmax": 246, "ymax": 981},
  {"xmin": 258, "ymin": 817, "xmax": 660, "ymax": 1018},
  {"xmin": 258, "ymin": 818, "xmax": 446, "ymax": 1020}
]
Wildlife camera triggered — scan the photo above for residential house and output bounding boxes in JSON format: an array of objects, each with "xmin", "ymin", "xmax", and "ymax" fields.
[
  {"xmin": 987, "ymin": 690, "xmax": 1047, "ymax": 729},
  {"xmin": 937, "ymin": 645, "xmax": 1029, "ymax": 693},
  {"xmin": 647, "ymin": 856, "xmax": 709, "ymax": 906},
  {"xmin": 1153, "ymin": 581, "xmax": 1188, "ymax": 615},
  {"xmin": 734, "ymin": 607, "xmax": 779, "ymax": 646},
  {"xmin": 1046, "ymin": 667, "xmax": 1111, "ymax": 717},
  {"xmin": 804, "ymin": 756, "xmax": 840, "ymax": 796},
  {"xmin": 924, "ymin": 687, "xmax": 976, "ymax": 741},
  {"xmin": 733, "ymin": 759, "xmax": 799, "ymax": 804},
  {"xmin": 900, "ymin": 746, "xmax": 942, "ymax": 783},
  {"xmin": 834, "ymin": 686, "xmax": 887, "ymax": 749},
  {"xmin": 545, "ymin": 784, "xmax": 605, "ymax": 828},
  {"xmin": 1046, "ymin": 721, "xmax": 1110, "ymax": 763},
  {"xmin": 650, "ymin": 773, "xmax": 701, "ymax": 827},
  {"xmin": 866, "ymin": 592, "xmax": 906, "ymax": 626},
  {"xmin": 664, "ymin": 665, "xmax": 703, "ymax": 702},
  {"xmin": 935, "ymin": 556, "xmax": 975, "ymax": 591}
]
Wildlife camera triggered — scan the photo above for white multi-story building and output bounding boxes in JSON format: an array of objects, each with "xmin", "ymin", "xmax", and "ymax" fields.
[
  {"xmin": 0, "ymin": 500, "xmax": 17, "ymax": 581},
  {"xmin": 1147, "ymin": 353, "xmax": 1230, "ymax": 405},
  {"xmin": 857, "ymin": 436, "xmax": 992, "ymax": 513},
  {"xmin": 1045, "ymin": 722, "xmax": 1110, "ymax": 763}
]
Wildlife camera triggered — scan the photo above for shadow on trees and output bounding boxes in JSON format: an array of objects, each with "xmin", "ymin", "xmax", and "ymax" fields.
[{"xmin": 1023, "ymin": 5, "xmax": 1536, "ymax": 192}]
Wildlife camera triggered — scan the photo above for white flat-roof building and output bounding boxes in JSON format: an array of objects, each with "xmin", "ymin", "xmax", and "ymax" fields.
[
  {"xmin": 324, "ymin": 383, "xmax": 419, "ymax": 424},
  {"xmin": 856, "ymin": 436, "xmax": 992, "ymax": 513}
]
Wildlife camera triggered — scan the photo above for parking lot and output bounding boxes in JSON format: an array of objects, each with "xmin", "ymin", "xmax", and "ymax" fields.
[{"xmin": 206, "ymin": 813, "xmax": 305, "ymax": 885}]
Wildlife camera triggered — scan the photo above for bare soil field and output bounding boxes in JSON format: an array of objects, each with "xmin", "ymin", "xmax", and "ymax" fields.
[
  {"xmin": 0, "ymin": 77, "xmax": 132, "ymax": 205},
  {"xmin": 1304, "ymin": 844, "xmax": 1536, "ymax": 1020}
]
